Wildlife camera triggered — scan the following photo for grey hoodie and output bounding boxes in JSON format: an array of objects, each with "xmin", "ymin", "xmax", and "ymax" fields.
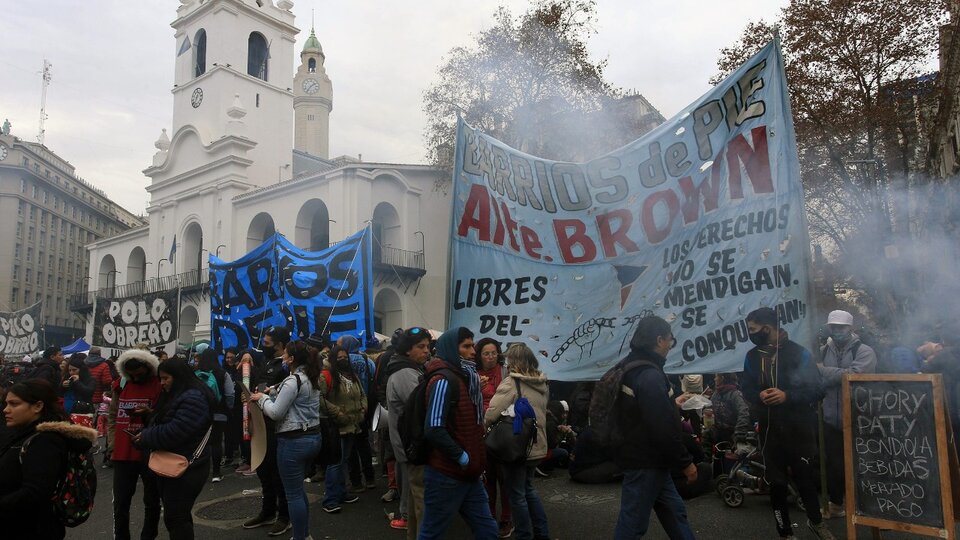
[{"xmin": 818, "ymin": 334, "xmax": 877, "ymax": 428}]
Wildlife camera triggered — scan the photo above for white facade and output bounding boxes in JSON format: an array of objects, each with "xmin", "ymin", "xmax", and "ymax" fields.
[{"xmin": 84, "ymin": 0, "xmax": 449, "ymax": 351}]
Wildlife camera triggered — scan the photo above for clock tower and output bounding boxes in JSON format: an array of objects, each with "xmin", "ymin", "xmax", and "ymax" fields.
[{"xmin": 293, "ymin": 25, "xmax": 333, "ymax": 159}]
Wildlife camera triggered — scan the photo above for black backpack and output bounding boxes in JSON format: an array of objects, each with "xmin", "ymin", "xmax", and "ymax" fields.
[
  {"xmin": 21, "ymin": 432, "xmax": 98, "ymax": 527},
  {"xmin": 398, "ymin": 368, "xmax": 459, "ymax": 465},
  {"xmin": 588, "ymin": 358, "xmax": 658, "ymax": 448}
]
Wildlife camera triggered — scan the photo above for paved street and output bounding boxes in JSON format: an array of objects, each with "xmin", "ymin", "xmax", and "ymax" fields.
[{"xmin": 62, "ymin": 463, "xmax": 903, "ymax": 540}]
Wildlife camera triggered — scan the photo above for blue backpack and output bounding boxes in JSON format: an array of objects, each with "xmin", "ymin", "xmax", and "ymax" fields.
[{"xmin": 196, "ymin": 371, "xmax": 222, "ymax": 402}]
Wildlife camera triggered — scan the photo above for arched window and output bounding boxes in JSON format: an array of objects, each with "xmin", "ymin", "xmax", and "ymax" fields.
[
  {"xmin": 247, "ymin": 212, "xmax": 276, "ymax": 251},
  {"xmin": 248, "ymin": 32, "xmax": 269, "ymax": 81},
  {"xmin": 308, "ymin": 58, "xmax": 316, "ymax": 73},
  {"xmin": 194, "ymin": 29, "xmax": 207, "ymax": 77},
  {"xmin": 295, "ymin": 199, "xmax": 329, "ymax": 250}
]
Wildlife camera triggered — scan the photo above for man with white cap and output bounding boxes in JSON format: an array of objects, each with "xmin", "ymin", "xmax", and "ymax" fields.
[{"xmin": 818, "ymin": 309, "xmax": 876, "ymax": 519}]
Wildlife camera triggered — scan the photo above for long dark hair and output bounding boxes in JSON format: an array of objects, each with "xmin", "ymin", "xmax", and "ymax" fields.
[
  {"xmin": 156, "ymin": 358, "xmax": 216, "ymax": 416},
  {"xmin": 7, "ymin": 379, "xmax": 67, "ymax": 424},
  {"xmin": 68, "ymin": 355, "xmax": 93, "ymax": 382},
  {"xmin": 287, "ymin": 341, "xmax": 322, "ymax": 390},
  {"xmin": 327, "ymin": 345, "xmax": 357, "ymax": 398},
  {"xmin": 197, "ymin": 348, "xmax": 226, "ymax": 396}
]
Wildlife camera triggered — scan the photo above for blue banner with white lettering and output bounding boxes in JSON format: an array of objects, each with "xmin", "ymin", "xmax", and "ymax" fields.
[
  {"xmin": 448, "ymin": 40, "xmax": 811, "ymax": 379},
  {"xmin": 210, "ymin": 227, "xmax": 374, "ymax": 352}
]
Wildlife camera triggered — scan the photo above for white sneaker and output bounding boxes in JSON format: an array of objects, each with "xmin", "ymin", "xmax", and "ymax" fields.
[
  {"xmin": 211, "ymin": 476, "xmax": 222, "ymax": 483},
  {"xmin": 807, "ymin": 519, "xmax": 837, "ymax": 540},
  {"xmin": 827, "ymin": 502, "xmax": 845, "ymax": 518}
]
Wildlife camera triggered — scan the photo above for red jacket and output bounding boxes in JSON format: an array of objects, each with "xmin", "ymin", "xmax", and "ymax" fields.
[
  {"xmin": 423, "ymin": 359, "xmax": 486, "ymax": 481},
  {"xmin": 110, "ymin": 377, "xmax": 161, "ymax": 462},
  {"xmin": 87, "ymin": 358, "xmax": 116, "ymax": 404}
]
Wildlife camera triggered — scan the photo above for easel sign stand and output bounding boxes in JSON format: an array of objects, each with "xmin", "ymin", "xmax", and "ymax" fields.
[{"xmin": 843, "ymin": 373, "xmax": 957, "ymax": 539}]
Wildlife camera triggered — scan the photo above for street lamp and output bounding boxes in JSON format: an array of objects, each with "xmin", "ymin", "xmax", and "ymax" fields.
[
  {"xmin": 216, "ymin": 244, "xmax": 226, "ymax": 257},
  {"xmin": 157, "ymin": 258, "xmax": 167, "ymax": 279},
  {"xmin": 415, "ymin": 230, "xmax": 425, "ymax": 268},
  {"xmin": 106, "ymin": 270, "xmax": 121, "ymax": 290}
]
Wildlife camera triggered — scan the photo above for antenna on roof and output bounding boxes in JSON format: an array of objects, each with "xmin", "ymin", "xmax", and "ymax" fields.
[{"xmin": 38, "ymin": 59, "xmax": 52, "ymax": 145}]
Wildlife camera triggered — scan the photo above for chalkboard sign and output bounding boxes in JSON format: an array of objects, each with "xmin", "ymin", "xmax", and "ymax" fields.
[{"xmin": 844, "ymin": 374, "xmax": 956, "ymax": 539}]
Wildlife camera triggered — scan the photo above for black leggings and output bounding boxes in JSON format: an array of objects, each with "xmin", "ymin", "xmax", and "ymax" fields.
[
  {"xmin": 349, "ymin": 428, "xmax": 375, "ymax": 485},
  {"xmin": 210, "ymin": 421, "xmax": 226, "ymax": 477},
  {"xmin": 156, "ymin": 459, "xmax": 209, "ymax": 540},
  {"xmin": 112, "ymin": 459, "xmax": 161, "ymax": 540}
]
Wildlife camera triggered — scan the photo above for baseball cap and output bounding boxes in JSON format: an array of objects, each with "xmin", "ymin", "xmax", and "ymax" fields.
[{"xmin": 826, "ymin": 310, "xmax": 854, "ymax": 326}]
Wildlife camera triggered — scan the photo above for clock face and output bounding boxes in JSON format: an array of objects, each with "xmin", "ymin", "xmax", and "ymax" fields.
[
  {"xmin": 191, "ymin": 87, "xmax": 203, "ymax": 108},
  {"xmin": 302, "ymin": 78, "xmax": 320, "ymax": 95},
  {"xmin": 0, "ymin": 144, "xmax": 7, "ymax": 161}
]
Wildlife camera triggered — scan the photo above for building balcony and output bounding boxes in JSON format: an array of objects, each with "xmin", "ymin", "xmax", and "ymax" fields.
[
  {"xmin": 373, "ymin": 245, "xmax": 425, "ymax": 277},
  {"xmin": 69, "ymin": 245, "xmax": 427, "ymax": 314},
  {"xmin": 69, "ymin": 269, "xmax": 209, "ymax": 313}
]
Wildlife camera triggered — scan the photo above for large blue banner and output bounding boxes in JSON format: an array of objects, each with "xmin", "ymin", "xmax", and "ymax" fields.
[
  {"xmin": 449, "ymin": 40, "xmax": 811, "ymax": 379},
  {"xmin": 210, "ymin": 228, "xmax": 374, "ymax": 352}
]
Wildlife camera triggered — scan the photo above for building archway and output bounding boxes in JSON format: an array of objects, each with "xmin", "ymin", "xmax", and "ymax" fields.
[
  {"xmin": 295, "ymin": 199, "xmax": 330, "ymax": 251},
  {"xmin": 97, "ymin": 254, "xmax": 117, "ymax": 290},
  {"xmin": 126, "ymin": 247, "xmax": 147, "ymax": 285},
  {"xmin": 182, "ymin": 222, "xmax": 203, "ymax": 276},
  {"xmin": 372, "ymin": 202, "xmax": 401, "ymax": 262},
  {"xmin": 179, "ymin": 305, "xmax": 199, "ymax": 345},
  {"xmin": 247, "ymin": 32, "xmax": 269, "ymax": 81},
  {"xmin": 194, "ymin": 29, "xmax": 207, "ymax": 77},
  {"xmin": 247, "ymin": 212, "xmax": 276, "ymax": 251},
  {"xmin": 373, "ymin": 288, "xmax": 402, "ymax": 335}
]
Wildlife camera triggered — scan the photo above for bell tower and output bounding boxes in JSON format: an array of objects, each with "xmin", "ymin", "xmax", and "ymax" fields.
[
  {"xmin": 293, "ymin": 23, "xmax": 333, "ymax": 159},
  {"xmin": 160, "ymin": 0, "xmax": 298, "ymax": 188}
]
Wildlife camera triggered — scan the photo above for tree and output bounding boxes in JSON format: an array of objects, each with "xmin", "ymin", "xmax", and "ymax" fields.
[
  {"xmin": 713, "ymin": 0, "xmax": 949, "ymax": 338},
  {"xmin": 423, "ymin": 1, "xmax": 654, "ymax": 179}
]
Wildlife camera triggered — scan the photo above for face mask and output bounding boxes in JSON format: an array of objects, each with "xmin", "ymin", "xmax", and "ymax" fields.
[
  {"xmin": 748, "ymin": 328, "xmax": 769, "ymax": 347},
  {"xmin": 261, "ymin": 345, "xmax": 276, "ymax": 359},
  {"xmin": 832, "ymin": 332, "xmax": 851, "ymax": 346}
]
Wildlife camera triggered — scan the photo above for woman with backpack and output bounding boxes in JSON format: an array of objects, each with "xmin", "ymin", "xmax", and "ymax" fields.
[
  {"xmin": 0, "ymin": 379, "xmax": 97, "ymax": 539},
  {"xmin": 135, "ymin": 358, "xmax": 214, "ymax": 540},
  {"xmin": 250, "ymin": 340, "xmax": 322, "ymax": 540},
  {"xmin": 321, "ymin": 345, "xmax": 367, "ymax": 513},
  {"xmin": 484, "ymin": 343, "xmax": 550, "ymax": 540},
  {"xmin": 196, "ymin": 348, "xmax": 235, "ymax": 482}
]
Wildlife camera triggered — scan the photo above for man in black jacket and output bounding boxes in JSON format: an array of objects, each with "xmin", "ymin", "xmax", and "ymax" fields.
[
  {"xmin": 242, "ymin": 326, "xmax": 291, "ymax": 537},
  {"xmin": 29, "ymin": 346, "xmax": 63, "ymax": 389},
  {"xmin": 741, "ymin": 307, "xmax": 834, "ymax": 540},
  {"xmin": 614, "ymin": 315, "xmax": 696, "ymax": 540}
]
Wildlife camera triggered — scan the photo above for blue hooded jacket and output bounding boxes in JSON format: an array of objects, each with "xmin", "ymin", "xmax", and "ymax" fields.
[{"xmin": 340, "ymin": 335, "xmax": 375, "ymax": 396}]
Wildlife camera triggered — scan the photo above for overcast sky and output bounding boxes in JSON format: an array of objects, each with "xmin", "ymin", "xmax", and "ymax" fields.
[{"xmin": 0, "ymin": 1, "xmax": 786, "ymax": 213}]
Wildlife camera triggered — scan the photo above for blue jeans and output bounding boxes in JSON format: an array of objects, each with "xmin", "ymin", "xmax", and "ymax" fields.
[
  {"xmin": 615, "ymin": 469, "xmax": 695, "ymax": 540},
  {"xmin": 417, "ymin": 465, "xmax": 498, "ymax": 540},
  {"xmin": 277, "ymin": 433, "xmax": 321, "ymax": 540},
  {"xmin": 323, "ymin": 433, "xmax": 356, "ymax": 508},
  {"xmin": 502, "ymin": 463, "xmax": 549, "ymax": 540}
]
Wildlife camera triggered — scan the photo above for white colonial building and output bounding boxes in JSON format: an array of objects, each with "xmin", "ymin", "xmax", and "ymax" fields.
[{"xmin": 74, "ymin": 0, "xmax": 449, "ymax": 350}]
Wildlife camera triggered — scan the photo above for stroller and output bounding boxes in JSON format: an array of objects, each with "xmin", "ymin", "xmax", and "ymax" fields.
[{"xmin": 713, "ymin": 433, "xmax": 805, "ymax": 510}]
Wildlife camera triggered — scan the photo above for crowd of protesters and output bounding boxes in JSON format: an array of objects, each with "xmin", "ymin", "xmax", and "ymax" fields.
[{"xmin": 1, "ymin": 304, "xmax": 958, "ymax": 539}]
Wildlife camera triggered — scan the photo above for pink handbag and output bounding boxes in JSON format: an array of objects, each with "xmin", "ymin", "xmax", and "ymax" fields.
[{"xmin": 148, "ymin": 427, "xmax": 212, "ymax": 478}]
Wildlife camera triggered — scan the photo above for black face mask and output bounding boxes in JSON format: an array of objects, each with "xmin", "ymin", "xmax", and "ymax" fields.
[
  {"xmin": 748, "ymin": 328, "xmax": 769, "ymax": 347},
  {"xmin": 261, "ymin": 345, "xmax": 276, "ymax": 359}
]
